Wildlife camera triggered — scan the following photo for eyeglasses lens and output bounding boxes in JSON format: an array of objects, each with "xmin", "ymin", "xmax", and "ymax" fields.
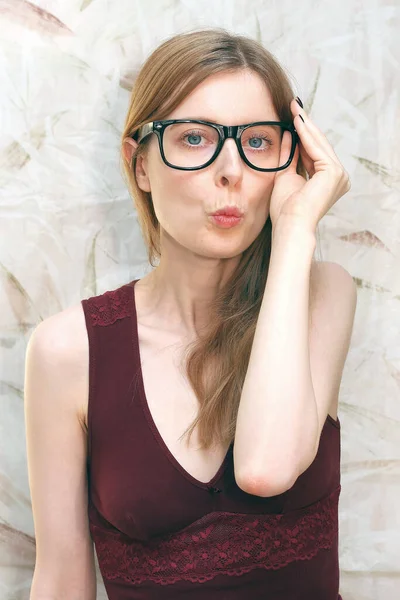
[{"xmin": 162, "ymin": 123, "xmax": 291, "ymax": 170}]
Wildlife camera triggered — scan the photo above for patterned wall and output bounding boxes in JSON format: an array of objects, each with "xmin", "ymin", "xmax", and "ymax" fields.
[{"xmin": 0, "ymin": 1, "xmax": 399, "ymax": 598}]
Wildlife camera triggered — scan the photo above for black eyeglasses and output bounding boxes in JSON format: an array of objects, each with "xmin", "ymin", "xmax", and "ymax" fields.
[{"xmin": 131, "ymin": 119, "xmax": 299, "ymax": 172}]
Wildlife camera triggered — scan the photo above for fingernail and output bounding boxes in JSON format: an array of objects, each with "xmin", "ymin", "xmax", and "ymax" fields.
[
  {"xmin": 299, "ymin": 114, "xmax": 305, "ymax": 123},
  {"xmin": 295, "ymin": 96, "xmax": 304, "ymax": 109}
]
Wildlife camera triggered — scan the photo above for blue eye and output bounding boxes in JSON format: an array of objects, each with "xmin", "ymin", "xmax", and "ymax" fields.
[
  {"xmin": 242, "ymin": 134, "xmax": 273, "ymax": 151},
  {"xmin": 186, "ymin": 134, "xmax": 202, "ymax": 145},
  {"xmin": 248, "ymin": 137, "xmax": 263, "ymax": 148}
]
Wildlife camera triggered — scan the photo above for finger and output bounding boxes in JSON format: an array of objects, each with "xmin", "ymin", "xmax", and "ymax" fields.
[
  {"xmin": 279, "ymin": 129, "xmax": 313, "ymax": 180},
  {"xmin": 291, "ymin": 100, "xmax": 341, "ymax": 166},
  {"xmin": 296, "ymin": 136, "xmax": 315, "ymax": 177},
  {"xmin": 300, "ymin": 115, "xmax": 341, "ymax": 166},
  {"xmin": 293, "ymin": 113, "xmax": 339, "ymax": 168},
  {"xmin": 291, "ymin": 99, "xmax": 339, "ymax": 163}
]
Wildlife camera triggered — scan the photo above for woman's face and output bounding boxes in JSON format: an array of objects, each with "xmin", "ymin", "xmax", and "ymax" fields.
[{"xmin": 129, "ymin": 69, "xmax": 280, "ymax": 260}]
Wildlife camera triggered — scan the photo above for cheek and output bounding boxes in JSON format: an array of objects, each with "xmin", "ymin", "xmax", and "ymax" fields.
[
  {"xmin": 149, "ymin": 171, "xmax": 200, "ymax": 229},
  {"xmin": 154, "ymin": 170, "xmax": 205, "ymax": 212}
]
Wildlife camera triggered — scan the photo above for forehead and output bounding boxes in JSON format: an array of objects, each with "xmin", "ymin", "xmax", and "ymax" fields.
[{"xmin": 166, "ymin": 70, "xmax": 278, "ymax": 124}]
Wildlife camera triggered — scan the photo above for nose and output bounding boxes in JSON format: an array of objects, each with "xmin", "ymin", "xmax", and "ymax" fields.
[{"xmin": 214, "ymin": 138, "xmax": 243, "ymax": 186}]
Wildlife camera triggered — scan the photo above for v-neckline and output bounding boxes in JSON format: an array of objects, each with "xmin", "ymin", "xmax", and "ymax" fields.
[{"xmin": 128, "ymin": 279, "xmax": 233, "ymax": 491}]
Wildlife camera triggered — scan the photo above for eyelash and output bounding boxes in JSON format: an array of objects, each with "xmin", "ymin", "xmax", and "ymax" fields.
[{"xmin": 243, "ymin": 134, "xmax": 273, "ymax": 150}]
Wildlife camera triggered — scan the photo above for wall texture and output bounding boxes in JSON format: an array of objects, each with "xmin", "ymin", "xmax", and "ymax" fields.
[{"xmin": 0, "ymin": 1, "xmax": 399, "ymax": 599}]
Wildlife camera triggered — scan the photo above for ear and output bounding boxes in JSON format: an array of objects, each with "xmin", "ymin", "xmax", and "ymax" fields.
[{"xmin": 122, "ymin": 137, "xmax": 151, "ymax": 193}]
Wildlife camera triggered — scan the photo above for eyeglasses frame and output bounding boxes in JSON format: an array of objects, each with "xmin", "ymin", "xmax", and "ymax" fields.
[{"xmin": 131, "ymin": 119, "xmax": 299, "ymax": 172}]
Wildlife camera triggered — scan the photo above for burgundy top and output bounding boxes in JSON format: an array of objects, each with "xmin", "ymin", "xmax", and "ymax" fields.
[{"xmin": 81, "ymin": 280, "xmax": 343, "ymax": 599}]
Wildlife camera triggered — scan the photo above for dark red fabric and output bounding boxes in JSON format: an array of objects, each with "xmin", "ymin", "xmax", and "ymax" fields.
[{"xmin": 81, "ymin": 280, "xmax": 344, "ymax": 599}]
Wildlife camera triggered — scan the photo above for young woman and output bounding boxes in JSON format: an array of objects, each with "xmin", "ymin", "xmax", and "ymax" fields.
[{"xmin": 25, "ymin": 28, "xmax": 356, "ymax": 599}]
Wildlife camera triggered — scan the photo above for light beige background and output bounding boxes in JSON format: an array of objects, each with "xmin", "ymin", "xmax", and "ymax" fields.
[{"xmin": 0, "ymin": 1, "xmax": 399, "ymax": 599}]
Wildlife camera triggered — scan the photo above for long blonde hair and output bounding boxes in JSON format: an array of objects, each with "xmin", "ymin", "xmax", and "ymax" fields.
[{"xmin": 120, "ymin": 28, "xmax": 321, "ymax": 451}]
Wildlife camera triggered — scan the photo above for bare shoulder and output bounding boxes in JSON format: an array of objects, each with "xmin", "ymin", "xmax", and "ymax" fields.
[
  {"xmin": 305, "ymin": 260, "xmax": 357, "ymax": 426},
  {"xmin": 311, "ymin": 259, "xmax": 355, "ymax": 282},
  {"xmin": 29, "ymin": 301, "xmax": 89, "ymax": 431},
  {"xmin": 309, "ymin": 260, "xmax": 357, "ymax": 342},
  {"xmin": 310, "ymin": 260, "xmax": 357, "ymax": 306}
]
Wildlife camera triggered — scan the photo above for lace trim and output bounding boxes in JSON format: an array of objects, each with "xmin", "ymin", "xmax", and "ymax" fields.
[
  {"xmin": 87, "ymin": 285, "xmax": 132, "ymax": 327},
  {"xmin": 90, "ymin": 485, "xmax": 341, "ymax": 585}
]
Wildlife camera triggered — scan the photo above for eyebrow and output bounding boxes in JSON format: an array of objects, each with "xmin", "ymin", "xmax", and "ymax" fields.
[{"xmin": 172, "ymin": 117, "xmax": 279, "ymax": 124}]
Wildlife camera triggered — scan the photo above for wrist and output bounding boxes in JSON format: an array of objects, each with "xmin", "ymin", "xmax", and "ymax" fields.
[{"xmin": 272, "ymin": 215, "xmax": 317, "ymax": 244}]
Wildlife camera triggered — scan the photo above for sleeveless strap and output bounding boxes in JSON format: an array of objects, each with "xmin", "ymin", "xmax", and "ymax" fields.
[
  {"xmin": 80, "ymin": 282, "xmax": 135, "ymax": 465},
  {"xmin": 83, "ymin": 283, "xmax": 133, "ymax": 327}
]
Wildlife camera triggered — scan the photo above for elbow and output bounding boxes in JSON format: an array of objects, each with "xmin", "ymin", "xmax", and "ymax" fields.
[
  {"xmin": 234, "ymin": 442, "xmax": 319, "ymax": 498},
  {"xmin": 235, "ymin": 467, "xmax": 299, "ymax": 498}
]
